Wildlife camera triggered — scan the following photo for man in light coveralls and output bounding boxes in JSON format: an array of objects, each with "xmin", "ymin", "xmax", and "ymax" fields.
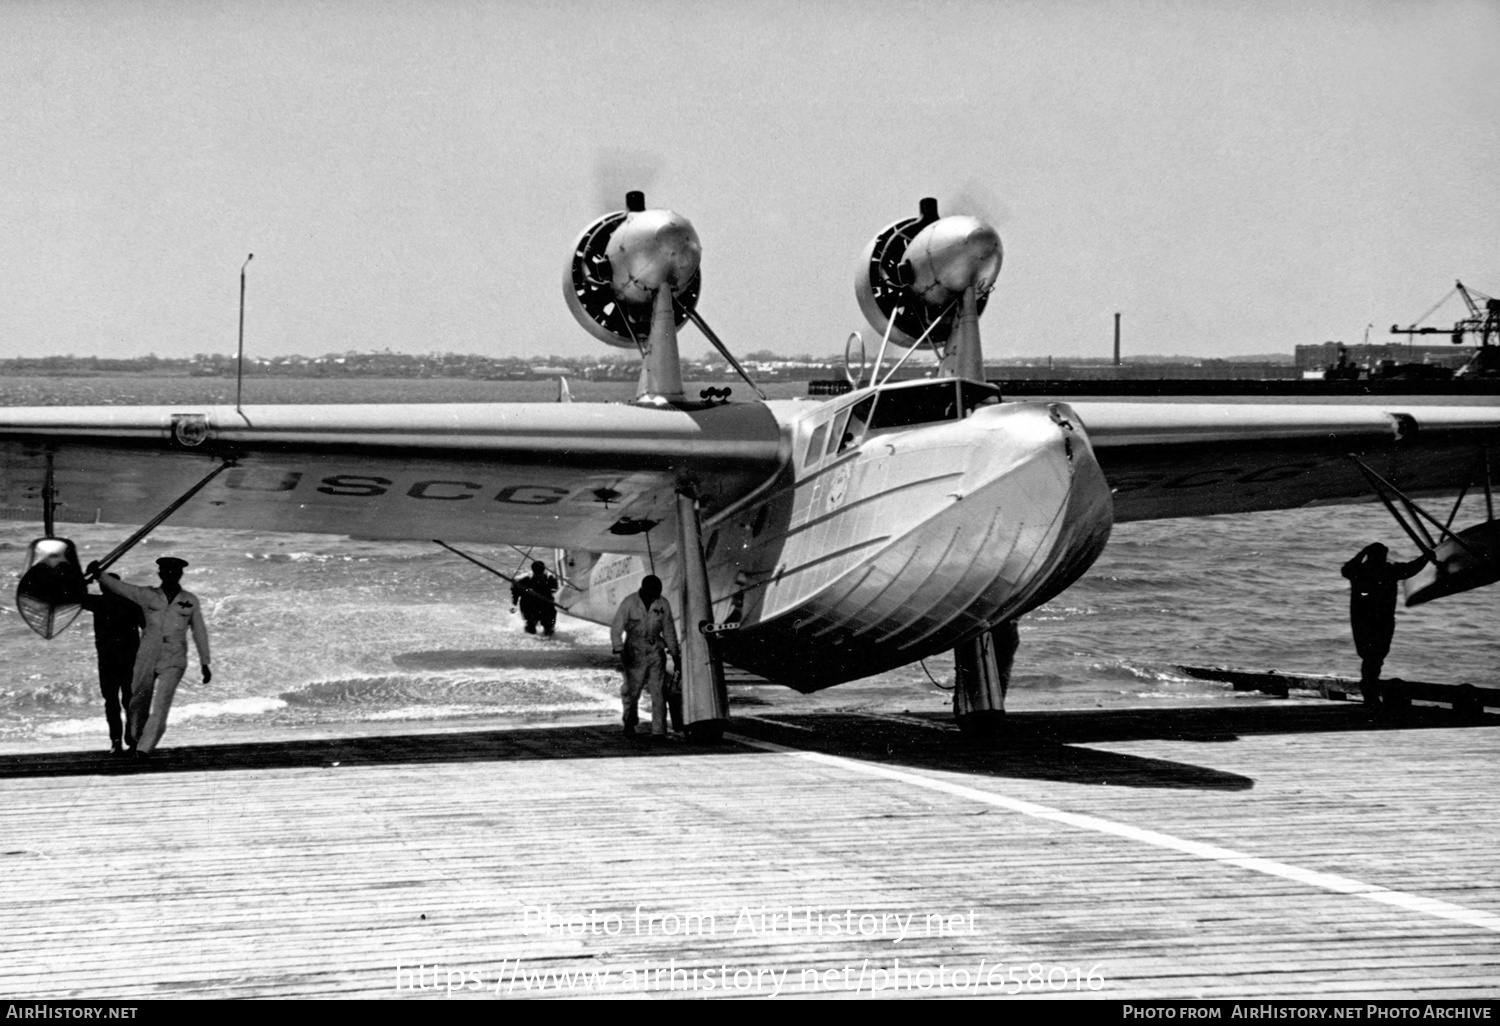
[
  {"xmin": 92, "ymin": 556, "xmax": 212, "ymax": 760},
  {"xmin": 610, "ymin": 574, "xmax": 680, "ymax": 739}
]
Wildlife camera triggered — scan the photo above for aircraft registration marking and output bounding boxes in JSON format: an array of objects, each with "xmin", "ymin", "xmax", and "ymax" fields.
[
  {"xmin": 223, "ymin": 469, "xmax": 638, "ymax": 507},
  {"xmin": 728, "ymin": 734, "xmax": 1500, "ymax": 936}
]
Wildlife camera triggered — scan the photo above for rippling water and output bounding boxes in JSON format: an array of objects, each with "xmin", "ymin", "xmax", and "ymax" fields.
[{"xmin": 1, "ymin": 375, "xmax": 1494, "ymax": 746}]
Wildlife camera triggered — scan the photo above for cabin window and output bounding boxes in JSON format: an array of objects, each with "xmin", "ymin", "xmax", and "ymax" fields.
[
  {"xmin": 804, "ymin": 422, "xmax": 828, "ymax": 466},
  {"xmin": 866, "ymin": 382, "xmax": 960, "ymax": 430},
  {"xmin": 836, "ymin": 396, "xmax": 876, "ymax": 453}
]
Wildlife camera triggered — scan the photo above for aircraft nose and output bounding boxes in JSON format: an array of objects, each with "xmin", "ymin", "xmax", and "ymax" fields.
[{"xmin": 961, "ymin": 401, "xmax": 1081, "ymax": 490}]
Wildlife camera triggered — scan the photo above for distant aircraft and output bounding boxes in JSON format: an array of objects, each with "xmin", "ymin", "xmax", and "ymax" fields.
[{"xmin": 4, "ymin": 193, "xmax": 1498, "ymax": 740}]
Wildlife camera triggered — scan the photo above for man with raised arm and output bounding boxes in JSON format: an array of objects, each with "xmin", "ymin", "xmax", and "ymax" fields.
[
  {"xmin": 90, "ymin": 556, "xmax": 212, "ymax": 760},
  {"xmin": 1341, "ymin": 542, "xmax": 1428, "ymax": 711}
]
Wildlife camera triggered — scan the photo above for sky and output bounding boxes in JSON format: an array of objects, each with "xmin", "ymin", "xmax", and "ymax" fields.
[{"xmin": 2, "ymin": 0, "xmax": 1498, "ymax": 363}]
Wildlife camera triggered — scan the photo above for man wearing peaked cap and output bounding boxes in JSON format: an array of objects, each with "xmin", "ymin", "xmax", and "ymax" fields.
[{"xmin": 89, "ymin": 554, "xmax": 212, "ymax": 760}]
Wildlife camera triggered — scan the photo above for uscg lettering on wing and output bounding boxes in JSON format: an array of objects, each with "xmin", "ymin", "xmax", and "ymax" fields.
[{"xmin": 224, "ymin": 473, "xmax": 579, "ymax": 506}]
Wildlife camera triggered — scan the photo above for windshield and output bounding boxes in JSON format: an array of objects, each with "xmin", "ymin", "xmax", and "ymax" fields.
[{"xmin": 866, "ymin": 382, "xmax": 959, "ymax": 430}]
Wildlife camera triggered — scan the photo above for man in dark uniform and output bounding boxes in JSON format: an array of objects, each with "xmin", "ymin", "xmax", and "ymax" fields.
[
  {"xmin": 511, "ymin": 560, "xmax": 560, "ymax": 636},
  {"xmin": 1341, "ymin": 542, "xmax": 1429, "ymax": 710},
  {"xmin": 81, "ymin": 573, "xmax": 145, "ymax": 755}
]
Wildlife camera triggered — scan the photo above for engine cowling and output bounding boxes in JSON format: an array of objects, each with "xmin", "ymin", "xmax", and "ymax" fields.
[
  {"xmin": 856, "ymin": 197, "xmax": 1002, "ymax": 348},
  {"xmin": 564, "ymin": 191, "xmax": 703, "ymax": 348}
]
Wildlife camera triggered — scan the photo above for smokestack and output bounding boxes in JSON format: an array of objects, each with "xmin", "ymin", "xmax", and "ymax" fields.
[{"xmin": 1113, "ymin": 312, "xmax": 1121, "ymax": 367}]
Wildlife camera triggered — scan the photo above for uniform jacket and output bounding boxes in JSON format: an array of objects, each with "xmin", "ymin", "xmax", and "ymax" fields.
[{"xmin": 99, "ymin": 576, "xmax": 211, "ymax": 671}]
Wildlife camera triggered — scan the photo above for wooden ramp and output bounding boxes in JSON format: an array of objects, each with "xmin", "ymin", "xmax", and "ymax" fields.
[
  {"xmin": 1, "ymin": 704, "xmax": 1498, "ymax": 999},
  {"xmin": 1181, "ymin": 665, "xmax": 1500, "ymax": 714}
]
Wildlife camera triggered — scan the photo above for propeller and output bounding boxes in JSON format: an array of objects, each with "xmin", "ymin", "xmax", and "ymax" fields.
[
  {"xmin": 564, "ymin": 191, "xmax": 702, "ymax": 351},
  {"xmin": 855, "ymin": 197, "xmax": 1004, "ymax": 382},
  {"xmin": 593, "ymin": 149, "xmax": 662, "ymax": 216},
  {"xmin": 856, "ymin": 197, "xmax": 1003, "ymax": 350},
  {"xmin": 944, "ymin": 178, "xmax": 1012, "ymax": 229}
]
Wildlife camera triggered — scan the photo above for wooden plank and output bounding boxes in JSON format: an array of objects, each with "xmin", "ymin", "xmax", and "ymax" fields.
[{"xmin": 0, "ymin": 705, "xmax": 1496, "ymax": 999}]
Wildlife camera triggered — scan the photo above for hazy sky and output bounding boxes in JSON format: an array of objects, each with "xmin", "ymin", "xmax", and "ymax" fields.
[{"xmin": 3, "ymin": 0, "xmax": 1498, "ymax": 363}]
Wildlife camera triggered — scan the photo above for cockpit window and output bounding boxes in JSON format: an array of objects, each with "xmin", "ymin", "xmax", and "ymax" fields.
[
  {"xmin": 866, "ymin": 382, "xmax": 960, "ymax": 430},
  {"xmin": 824, "ymin": 406, "xmax": 851, "ymax": 457},
  {"xmin": 960, "ymin": 380, "xmax": 1004, "ymax": 417},
  {"xmin": 836, "ymin": 396, "xmax": 875, "ymax": 453}
]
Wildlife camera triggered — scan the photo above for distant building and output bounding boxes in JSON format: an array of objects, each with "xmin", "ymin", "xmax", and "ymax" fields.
[{"xmin": 1294, "ymin": 342, "xmax": 1472, "ymax": 372}]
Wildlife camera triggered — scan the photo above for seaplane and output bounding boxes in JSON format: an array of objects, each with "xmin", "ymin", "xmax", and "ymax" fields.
[{"xmin": 3, "ymin": 193, "xmax": 1498, "ymax": 740}]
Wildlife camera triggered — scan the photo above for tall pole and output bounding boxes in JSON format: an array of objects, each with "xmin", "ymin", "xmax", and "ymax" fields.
[
  {"xmin": 1113, "ymin": 312, "xmax": 1121, "ymax": 367},
  {"xmin": 236, "ymin": 253, "xmax": 254, "ymax": 413}
]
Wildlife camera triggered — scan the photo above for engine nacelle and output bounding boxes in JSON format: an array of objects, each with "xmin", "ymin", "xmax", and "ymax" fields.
[
  {"xmin": 564, "ymin": 191, "xmax": 703, "ymax": 348},
  {"xmin": 856, "ymin": 197, "xmax": 1002, "ymax": 349}
]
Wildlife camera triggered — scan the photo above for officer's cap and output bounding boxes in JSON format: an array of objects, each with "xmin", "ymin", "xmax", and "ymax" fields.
[{"xmin": 156, "ymin": 557, "xmax": 189, "ymax": 572}]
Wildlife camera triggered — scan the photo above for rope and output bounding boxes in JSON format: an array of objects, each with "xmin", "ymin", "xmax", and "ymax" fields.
[{"xmin": 921, "ymin": 658, "xmax": 954, "ymax": 690}]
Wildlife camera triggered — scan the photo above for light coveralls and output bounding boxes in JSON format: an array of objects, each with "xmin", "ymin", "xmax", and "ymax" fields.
[
  {"xmin": 100, "ymin": 576, "xmax": 211, "ymax": 753},
  {"xmin": 610, "ymin": 593, "xmax": 680, "ymax": 734}
]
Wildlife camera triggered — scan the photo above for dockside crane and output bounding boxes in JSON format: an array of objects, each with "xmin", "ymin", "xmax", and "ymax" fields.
[{"xmin": 1390, "ymin": 280, "xmax": 1500, "ymax": 378}]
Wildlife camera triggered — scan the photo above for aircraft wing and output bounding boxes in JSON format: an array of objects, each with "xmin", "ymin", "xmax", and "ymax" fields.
[
  {"xmin": 1072, "ymin": 401, "xmax": 1500, "ymax": 522},
  {"xmin": 0, "ymin": 402, "xmax": 787, "ymax": 551}
]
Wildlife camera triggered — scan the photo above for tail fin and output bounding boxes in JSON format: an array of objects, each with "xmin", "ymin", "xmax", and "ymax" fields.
[{"xmin": 557, "ymin": 376, "xmax": 573, "ymax": 403}]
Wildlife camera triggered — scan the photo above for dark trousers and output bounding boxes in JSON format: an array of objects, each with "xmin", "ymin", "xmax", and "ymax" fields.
[
  {"xmin": 1352, "ymin": 614, "xmax": 1394, "ymax": 706},
  {"xmin": 96, "ymin": 648, "xmax": 136, "ymax": 744},
  {"xmin": 519, "ymin": 600, "xmax": 556, "ymax": 636}
]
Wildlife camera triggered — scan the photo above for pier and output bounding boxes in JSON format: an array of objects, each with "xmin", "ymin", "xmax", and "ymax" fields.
[{"xmin": 1, "ymin": 700, "xmax": 1497, "ymax": 999}]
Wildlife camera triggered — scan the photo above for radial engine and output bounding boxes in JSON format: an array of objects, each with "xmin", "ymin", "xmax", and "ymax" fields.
[{"xmin": 855, "ymin": 197, "xmax": 1003, "ymax": 381}]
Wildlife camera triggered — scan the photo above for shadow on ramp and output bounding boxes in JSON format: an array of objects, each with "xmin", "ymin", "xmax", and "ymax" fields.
[
  {"xmin": 3, "ymin": 702, "xmax": 1482, "ymax": 787},
  {"xmin": 730, "ymin": 713, "xmax": 1252, "ymax": 791}
]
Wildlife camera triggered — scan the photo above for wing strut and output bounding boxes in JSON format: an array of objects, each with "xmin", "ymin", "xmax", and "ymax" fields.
[
  {"xmin": 16, "ymin": 457, "xmax": 236, "ymax": 639},
  {"xmin": 675, "ymin": 486, "xmax": 728, "ymax": 741},
  {"xmin": 1347, "ymin": 451, "xmax": 1500, "ymax": 606},
  {"xmin": 433, "ymin": 540, "xmax": 572, "ymax": 613},
  {"xmin": 1346, "ymin": 455, "xmax": 1481, "ymax": 560},
  {"xmin": 84, "ymin": 459, "xmax": 238, "ymax": 583}
]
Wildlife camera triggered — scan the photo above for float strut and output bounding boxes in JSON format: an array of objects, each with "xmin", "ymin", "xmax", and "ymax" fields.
[
  {"xmin": 1348, "ymin": 456, "xmax": 1484, "ymax": 561},
  {"xmin": 432, "ymin": 540, "xmax": 571, "ymax": 613},
  {"xmin": 953, "ymin": 621, "xmax": 1019, "ymax": 736},
  {"xmin": 86, "ymin": 460, "xmax": 236, "ymax": 582},
  {"xmin": 676, "ymin": 487, "xmax": 728, "ymax": 740},
  {"xmin": 42, "ymin": 451, "xmax": 56, "ymax": 538}
]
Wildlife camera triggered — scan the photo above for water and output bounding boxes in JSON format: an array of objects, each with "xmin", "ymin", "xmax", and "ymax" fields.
[{"xmin": 0, "ymin": 375, "xmax": 1495, "ymax": 747}]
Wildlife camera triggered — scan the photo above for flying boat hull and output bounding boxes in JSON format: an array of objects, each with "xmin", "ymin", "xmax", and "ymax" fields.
[{"xmin": 713, "ymin": 401, "xmax": 1113, "ymax": 689}]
